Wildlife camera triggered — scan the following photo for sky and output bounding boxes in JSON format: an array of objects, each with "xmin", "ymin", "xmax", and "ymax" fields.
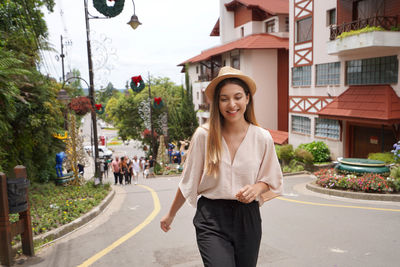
[{"xmin": 42, "ymin": 0, "xmax": 221, "ymax": 89}]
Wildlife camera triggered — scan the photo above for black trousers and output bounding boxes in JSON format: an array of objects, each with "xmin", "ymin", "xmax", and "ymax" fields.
[
  {"xmin": 193, "ymin": 197, "xmax": 262, "ymax": 267},
  {"xmin": 113, "ymin": 172, "xmax": 119, "ymax": 184}
]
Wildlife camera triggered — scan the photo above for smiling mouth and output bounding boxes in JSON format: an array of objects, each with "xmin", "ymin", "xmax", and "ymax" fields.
[{"xmin": 227, "ymin": 110, "xmax": 239, "ymax": 115}]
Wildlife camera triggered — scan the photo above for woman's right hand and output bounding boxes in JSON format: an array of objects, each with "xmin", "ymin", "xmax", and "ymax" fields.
[{"xmin": 160, "ymin": 214, "xmax": 174, "ymax": 232}]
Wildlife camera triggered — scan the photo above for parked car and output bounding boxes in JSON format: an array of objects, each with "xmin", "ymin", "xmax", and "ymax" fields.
[{"xmin": 84, "ymin": 145, "xmax": 113, "ymax": 159}]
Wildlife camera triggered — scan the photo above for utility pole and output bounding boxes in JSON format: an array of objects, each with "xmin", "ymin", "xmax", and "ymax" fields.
[
  {"xmin": 60, "ymin": 35, "xmax": 65, "ymax": 83},
  {"xmin": 84, "ymin": 0, "xmax": 101, "ymax": 179},
  {"xmin": 148, "ymin": 72, "xmax": 155, "ymax": 158}
]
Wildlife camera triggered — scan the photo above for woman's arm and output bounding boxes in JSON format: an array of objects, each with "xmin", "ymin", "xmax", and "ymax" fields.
[{"xmin": 160, "ymin": 187, "xmax": 186, "ymax": 232}]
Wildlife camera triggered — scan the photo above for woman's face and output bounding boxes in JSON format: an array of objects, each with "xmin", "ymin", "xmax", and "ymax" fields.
[{"xmin": 218, "ymin": 83, "xmax": 249, "ymax": 124}]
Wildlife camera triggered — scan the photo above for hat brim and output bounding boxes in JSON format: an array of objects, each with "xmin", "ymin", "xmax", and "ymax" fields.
[{"xmin": 204, "ymin": 73, "xmax": 256, "ymax": 102}]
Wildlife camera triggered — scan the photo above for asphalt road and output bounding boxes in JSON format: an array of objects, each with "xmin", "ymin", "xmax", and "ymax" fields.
[{"xmin": 16, "ymin": 174, "xmax": 400, "ymax": 267}]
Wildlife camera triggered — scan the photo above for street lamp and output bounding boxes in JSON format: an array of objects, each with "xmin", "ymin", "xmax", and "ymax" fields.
[
  {"xmin": 147, "ymin": 72, "xmax": 155, "ymax": 158},
  {"xmin": 127, "ymin": 0, "xmax": 142, "ymax": 29},
  {"xmin": 83, "ymin": 0, "xmax": 141, "ymax": 179}
]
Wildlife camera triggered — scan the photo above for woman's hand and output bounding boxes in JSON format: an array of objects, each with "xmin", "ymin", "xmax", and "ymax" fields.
[
  {"xmin": 236, "ymin": 185, "xmax": 259, "ymax": 203},
  {"xmin": 160, "ymin": 214, "xmax": 174, "ymax": 232},
  {"xmin": 236, "ymin": 182, "xmax": 269, "ymax": 203}
]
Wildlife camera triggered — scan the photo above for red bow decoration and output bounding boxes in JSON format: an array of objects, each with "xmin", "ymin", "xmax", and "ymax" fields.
[
  {"xmin": 95, "ymin": 103, "xmax": 103, "ymax": 110},
  {"xmin": 131, "ymin": 75, "xmax": 143, "ymax": 85},
  {"xmin": 154, "ymin": 97, "xmax": 162, "ymax": 105}
]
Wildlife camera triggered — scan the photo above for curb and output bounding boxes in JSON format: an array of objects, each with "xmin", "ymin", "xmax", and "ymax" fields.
[
  {"xmin": 283, "ymin": 171, "xmax": 310, "ymax": 177},
  {"xmin": 306, "ymin": 182, "xmax": 400, "ymax": 202},
  {"xmin": 13, "ymin": 188, "xmax": 116, "ymax": 252}
]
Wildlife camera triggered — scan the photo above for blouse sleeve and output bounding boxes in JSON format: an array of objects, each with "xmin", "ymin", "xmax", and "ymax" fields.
[
  {"xmin": 257, "ymin": 131, "xmax": 283, "ymax": 206},
  {"xmin": 178, "ymin": 127, "xmax": 207, "ymax": 207}
]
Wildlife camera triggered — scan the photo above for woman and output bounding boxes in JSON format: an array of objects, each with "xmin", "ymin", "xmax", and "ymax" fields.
[{"xmin": 160, "ymin": 66, "xmax": 283, "ymax": 267}]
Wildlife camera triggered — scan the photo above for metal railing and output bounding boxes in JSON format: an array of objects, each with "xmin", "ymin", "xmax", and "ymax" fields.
[
  {"xmin": 198, "ymin": 103, "xmax": 210, "ymax": 111},
  {"xmin": 330, "ymin": 16, "xmax": 398, "ymax": 40}
]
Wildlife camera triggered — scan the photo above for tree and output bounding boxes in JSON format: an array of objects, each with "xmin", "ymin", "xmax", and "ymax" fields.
[
  {"xmin": 107, "ymin": 76, "xmax": 182, "ymax": 154},
  {"xmin": 168, "ymin": 64, "xmax": 198, "ymax": 143},
  {"xmin": 0, "ymin": 0, "xmax": 66, "ymax": 182}
]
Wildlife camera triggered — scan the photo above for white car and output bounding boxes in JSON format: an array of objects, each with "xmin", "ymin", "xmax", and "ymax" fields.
[{"xmin": 84, "ymin": 145, "xmax": 113, "ymax": 159}]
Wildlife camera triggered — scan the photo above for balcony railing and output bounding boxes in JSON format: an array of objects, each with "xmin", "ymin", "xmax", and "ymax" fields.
[
  {"xmin": 198, "ymin": 74, "xmax": 211, "ymax": 82},
  {"xmin": 198, "ymin": 103, "xmax": 209, "ymax": 111},
  {"xmin": 330, "ymin": 16, "xmax": 398, "ymax": 40}
]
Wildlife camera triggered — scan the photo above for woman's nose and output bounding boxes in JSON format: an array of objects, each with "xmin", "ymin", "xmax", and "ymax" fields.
[{"xmin": 228, "ymin": 99, "xmax": 236, "ymax": 107}]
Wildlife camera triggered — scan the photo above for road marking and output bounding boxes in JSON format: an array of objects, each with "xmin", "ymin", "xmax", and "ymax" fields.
[
  {"xmin": 277, "ymin": 197, "xmax": 400, "ymax": 212},
  {"xmin": 77, "ymin": 184, "xmax": 161, "ymax": 267}
]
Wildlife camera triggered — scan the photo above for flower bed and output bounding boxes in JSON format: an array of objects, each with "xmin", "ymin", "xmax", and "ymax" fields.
[{"xmin": 314, "ymin": 168, "xmax": 398, "ymax": 193}]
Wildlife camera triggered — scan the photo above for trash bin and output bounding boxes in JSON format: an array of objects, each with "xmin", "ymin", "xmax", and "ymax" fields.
[{"xmin": 7, "ymin": 178, "xmax": 30, "ymax": 214}]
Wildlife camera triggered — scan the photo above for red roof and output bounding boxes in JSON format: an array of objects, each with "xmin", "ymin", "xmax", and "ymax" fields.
[
  {"xmin": 226, "ymin": 0, "xmax": 289, "ymax": 15},
  {"xmin": 266, "ymin": 128, "xmax": 289, "ymax": 145},
  {"xmin": 318, "ymin": 85, "xmax": 400, "ymax": 124},
  {"xmin": 179, "ymin": 34, "xmax": 288, "ymax": 65}
]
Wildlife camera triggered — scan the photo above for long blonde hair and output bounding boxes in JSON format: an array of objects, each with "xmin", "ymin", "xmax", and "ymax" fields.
[{"xmin": 205, "ymin": 78, "xmax": 258, "ymax": 177}]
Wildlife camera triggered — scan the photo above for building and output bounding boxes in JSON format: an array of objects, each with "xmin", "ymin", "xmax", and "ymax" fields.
[
  {"xmin": 179, "ymin": 0, "xmax": 290, "ymax": 143},
  {"xmin": 289, "ymin": 0, "xmax": 400, "ymax": 159}
]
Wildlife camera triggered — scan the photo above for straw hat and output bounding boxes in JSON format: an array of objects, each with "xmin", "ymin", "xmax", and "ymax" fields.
[{"xmin": 204, "ymin": 66, "xmax": 256, "ymax": 102}]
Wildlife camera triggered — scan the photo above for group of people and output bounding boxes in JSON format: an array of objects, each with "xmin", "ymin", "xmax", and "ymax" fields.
[{"xmin": 110, "ymin": 155, "xmax": 155, "ymax": 185}]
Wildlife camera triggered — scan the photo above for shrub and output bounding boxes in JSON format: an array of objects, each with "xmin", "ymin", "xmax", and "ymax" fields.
[
  {"xmin": 389, "ymin": 166, "xmax": 400, "ymax": 191},
  {"xmin": 368, "ymin": 152, "xmax": 396, "ymax": 164},
  {"xmin": 298, "ymin": 141, "xmax": 330, "ymax": 163},
  {"xmin": 294, "ymin": 148, "xmax": 314, "ymax": 165},
  {"xmin": 278, "ymin": 144, "xmax": 294, "ymax": 165}
]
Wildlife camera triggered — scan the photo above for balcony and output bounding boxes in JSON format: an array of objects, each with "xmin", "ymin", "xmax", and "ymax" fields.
[
  {"xmin": 198, "ymin": 103, "xmax": 209, "ymax": 111},
  {"xmin": 198, "ymin": 74, "xmax": 211, "ymax": 82},
  {"xmin": 328, "ymin": 16, "xmax": 400, "ymax": 55}
]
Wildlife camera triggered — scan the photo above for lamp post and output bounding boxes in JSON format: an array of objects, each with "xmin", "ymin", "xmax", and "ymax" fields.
[
  {"xmin": 147, "ymin": 72, "xmax": 155, "ymax": 158},
  {"xmin": 57, "ymin": 89, "xmax": 71, "ymax": 130},
  {"xmin": 83, "ymin": 0, "xmax": 141, "ymax": 179}
]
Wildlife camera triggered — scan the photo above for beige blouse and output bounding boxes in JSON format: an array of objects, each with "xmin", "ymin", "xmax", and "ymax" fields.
[{"xmin": 179, "ymin": 124, "xmax": 283, "ymax": 207}]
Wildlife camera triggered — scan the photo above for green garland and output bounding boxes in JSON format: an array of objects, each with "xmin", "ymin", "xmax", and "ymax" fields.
[{"xmin": 93, "ymin": 0, "xmax": 125, "ymax": 18}]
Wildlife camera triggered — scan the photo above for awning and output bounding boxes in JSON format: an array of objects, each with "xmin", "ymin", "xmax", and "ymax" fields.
[
  {"xmin": 178, "ymin": 33, "xmax": 288, "ymax": 66},
  {"xmin": 266, "ymin": 129, "xmax": 288, "ymax": 145},
  {"xmin": 317, "ymin": 85, "xmax": 400, "ymax": 125}
]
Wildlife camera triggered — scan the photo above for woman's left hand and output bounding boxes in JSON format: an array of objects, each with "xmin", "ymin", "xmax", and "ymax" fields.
[{"xmin": 235, "ymin": 184, "xmax": 259, "ymax": 203}]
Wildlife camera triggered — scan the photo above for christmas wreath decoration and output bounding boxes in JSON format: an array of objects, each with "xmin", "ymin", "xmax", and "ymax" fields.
[
  {"xmin": 130, "ymin": 75, "xmax": 145, "ymax": 93},
  {"xmin": 95, "ymin": 103, "xmax": 105, "ymax": 115},
  {"xmin": 93, "ymin": 0, "xmax": 125, "ymax": 18},
  {"xmin": 153, "ymin": 97, "xmax": 164, "ymax": 109},
  {"xmin": 68, "ymin": 96, "xmax": 93, "ymax": 116}
]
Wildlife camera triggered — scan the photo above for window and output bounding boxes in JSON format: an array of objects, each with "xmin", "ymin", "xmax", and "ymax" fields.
[
  {"xmin": 196, "ymin": 92, "xmax": 199, "ymax": 100},
  {"xmin": 326, "ymin": 9, "xmax": 336, "ymax": 26},
  {"xmin": 316, "ymin": 62, "xmax": 340, "ymax": 85},
  {"xmin": 285, "ymin": 17, "xmax": 289, "ymax": 32},
  {"xmin": 346, "ymin": 55, "xmax": 398, "ymax": 85},
  {"xmin": 231, "ymin": 55, "xmax": 240, "ymax": 69},
  {"xmin": 292, "ymin": 66, "xmax": 311, "ymax": 86},
  {"xmin": 266, "ymin": 20, "xmax": 275, "ymax": 33},
  {"xmin": 196, "ymin": 66, "xmax": 199, "ymax": 74},
  {"xmin": 292, "ymin": 115, "xmax": 311, "ymax": 134},
  {"xmin": 240, "ymin": 27, "xmax": 244, "ymax": 37},
  {"xmin": 315, "ymin": 118, "xmax": 340, "ymax": 139},
  {"xmin": 296, "ymin": 17, "xmax": 312, "ymax": 43}
]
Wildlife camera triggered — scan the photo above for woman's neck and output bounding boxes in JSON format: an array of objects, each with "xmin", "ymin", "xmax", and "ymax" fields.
[{"xmin": 222, "ymin": 119, "xmax": 249, "ymax": 134}]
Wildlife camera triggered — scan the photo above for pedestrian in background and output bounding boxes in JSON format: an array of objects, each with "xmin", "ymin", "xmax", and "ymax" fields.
[
  {"xmin": 160, "ymin": 66, "xmax": 283, "ymax": 267},
  {"xmin": 111, "ymin": 156, "xmax": 120, "ymax": 185},
  {"xmin": 132, "ymin": 155, "xmax": 141, "ymax": 185}
]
